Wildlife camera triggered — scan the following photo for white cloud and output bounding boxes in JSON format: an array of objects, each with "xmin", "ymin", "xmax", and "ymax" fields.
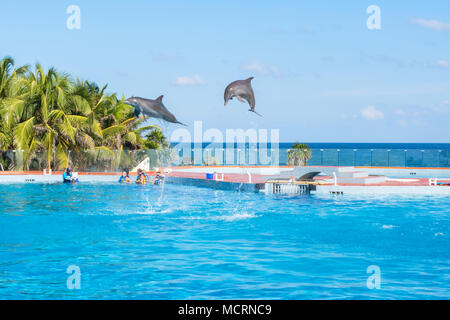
[
  {"xmin": 434, "ymin": 59, "xmax": 450, "ymax": 69},
  {"xmin": 360, "ymin": 105, "xmax": 384, "ymax": 120},
  {"xmin": 173, "ymin": 75, "xmax": 205, "ymax": 86},
  {"xmin": 395, "ymin": 109, "xmax": 405, "ymax": 115},
  {"xmin": 243, "ymin": 62, "xmax": 280, "ymax": 76},
  {"xmin": 411, "ymin": 18, "xmax": 450, "ymax": 31},
  {"xmin": 443, "ymin": 100, "xmax": 450, "ymax": 105}
]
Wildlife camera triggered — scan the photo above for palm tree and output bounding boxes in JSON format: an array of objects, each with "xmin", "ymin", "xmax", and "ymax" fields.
[
  {"xmin": 287, "ymin": 143, "xmax": 312, "ymax": 166},
  {"xmin": 0, "ymin": 57, "xmax": 28, "ymax": 151},
  {"xmin": 12, "ymin": 64, "xmax": 78, "ymax": 169},
  {"xmin": 0, "ymin": 57, "xmax": 170, "ymax": 171},
  {"xmin": 0, "ymin": 56, "xmax": 28, "ymax": 99},
  {"xmin": 68, "ymin": 81, "xmax": 160, "ymax": 170},
  {"xmin": 144, "ymin": 128, "xmax": 168, "ymax": 149},
  {"xmin": 97, "ymin": 105, "xmax": 160, "ymax": 170}
]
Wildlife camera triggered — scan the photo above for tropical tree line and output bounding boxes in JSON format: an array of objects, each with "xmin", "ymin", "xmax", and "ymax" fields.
[{"xmin": 0, "ymin": 56, "xmax": 169, "ymax": 171}]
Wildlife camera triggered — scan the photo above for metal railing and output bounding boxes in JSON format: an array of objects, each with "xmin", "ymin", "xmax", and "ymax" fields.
[
  {"xmin": 169, "ymin": 146, "xmax": 450, "ymax": 168},
  {"xmin": 1, "ymin": 147, "xmax": 449, "ymax": 171}
]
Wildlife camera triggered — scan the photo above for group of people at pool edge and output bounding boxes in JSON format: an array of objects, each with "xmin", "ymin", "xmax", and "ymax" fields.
[
  {"xmin": 119, "ymin": 168, "xmax": 163, "ymax": 185},
  {"xmin": 62, "ymin": 167, "xmax": 163, "ymax": 185}
]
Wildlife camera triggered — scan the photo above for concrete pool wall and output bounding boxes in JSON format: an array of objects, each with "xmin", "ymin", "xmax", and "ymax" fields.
[
  {"xmin": 0, "ymin": 172, "xmax": 128, "ymax": 183},
  {"xmin": 314, "ymin": 185, "xmax": 450, "ymax": 195},
  {"xmin": 167, "ymin": 165, "xmax": 450, "ymax": 179}
]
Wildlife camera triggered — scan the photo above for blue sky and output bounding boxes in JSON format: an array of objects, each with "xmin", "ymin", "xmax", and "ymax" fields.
[{"xmin": 1, "ymin": 0, "xmax": 449, "ymax": 142}]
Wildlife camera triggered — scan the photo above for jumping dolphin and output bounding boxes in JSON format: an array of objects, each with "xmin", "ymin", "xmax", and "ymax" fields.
[
  {"xmin": 124, "ymin": 96, "xmax": 186, "ymax": 125},
  {"xmin": 224, "ymin": 77, "xmax": 261, "ymax": 116}
]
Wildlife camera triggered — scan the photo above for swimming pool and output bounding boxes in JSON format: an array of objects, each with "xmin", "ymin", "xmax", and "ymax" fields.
[{"xmin": 0, "ymin": 182, "xmax": 449, "ymax": 299}]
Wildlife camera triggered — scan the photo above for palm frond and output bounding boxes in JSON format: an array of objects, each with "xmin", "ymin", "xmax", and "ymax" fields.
[
  {"xmin": 93, "ymin": 146, "xmax": 115, "ymax": 161},
  {"xmin": 56, "ymin": 143, "xmax": 69, "ymax": 169},
  {"xmin": 123, "ymin": 131, "xmax": 137, "ymax": 144},
  {"xmin": 67, "ymin": 115, "xmax": 88, "ymax": 127},
  {"xmin": 0, "ymin": 132, "xmax": 8, "ymax": 150},
  {"xmin": 14, "ymin": 116, "xmax": 35, "ymax": 149},
  {"xmin": 71, "ymin": 95, "xmax": 92, "ymax": 115},
  {"xmin": 75, "ymin": 132, "xmax": 95, "ymax": 150},
  {"xmin": 135, "ymin": 124, "xmax": 161, "ymax": 133},
  {"xmin": 102, "ymin": 125, "xmax": 127, "ymax": 138},
  {"xmin": 0, "ymin": 97, "xmax": 25, "ymax": 127}
]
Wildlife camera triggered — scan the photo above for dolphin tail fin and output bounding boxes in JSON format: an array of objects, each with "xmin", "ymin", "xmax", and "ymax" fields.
[{"xmin": 249, "ymin": 109, "xmax": 262, "ymax": 117}]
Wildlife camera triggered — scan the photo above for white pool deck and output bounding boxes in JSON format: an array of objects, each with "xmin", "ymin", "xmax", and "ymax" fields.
[
  {"xmin": 314, "ymin": 185, "xmax": 450, "ymax": 195},
  {"xmin": 0, "ymin": 172, "xmax": 120, "ymax": 184}
]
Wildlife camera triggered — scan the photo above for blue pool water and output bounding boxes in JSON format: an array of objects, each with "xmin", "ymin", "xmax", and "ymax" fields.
[{"xmin": 0, "ymin": 182, "xmax": 449, "ymax": 299}]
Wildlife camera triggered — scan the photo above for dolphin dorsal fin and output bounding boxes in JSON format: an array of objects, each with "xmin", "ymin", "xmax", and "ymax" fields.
[
  {"xmin": 156, "ymin": 95, "xmax": 164, "ymax": 102},
  {"xmin": 246, "ymin": 77, "xmax": 254, "ymax": 82}
]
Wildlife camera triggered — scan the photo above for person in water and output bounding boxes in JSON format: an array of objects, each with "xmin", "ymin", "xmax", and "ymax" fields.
[
  {"xmin": 119, "ymin": 169, "xmax": 132, "ymax": 183},
  {"xmin": 63, "ymin": 168, "xmax": 77, "ymax": 183},
  {"xmin": 153, "ymin": 171, "xmax": 164, "ymax": 185},
  {"xmin": 136, "ymin": 169, "xmax": 149, "ymax": 185}
]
